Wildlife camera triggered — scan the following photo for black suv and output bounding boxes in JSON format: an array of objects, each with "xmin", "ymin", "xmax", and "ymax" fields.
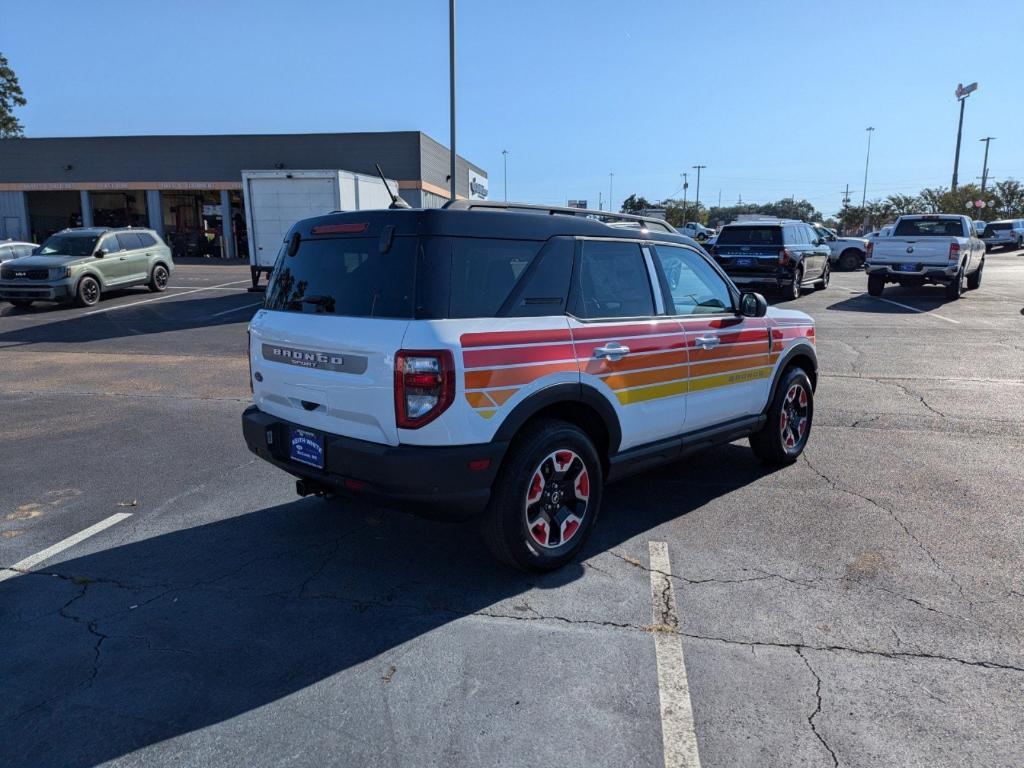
[{"xmin": 710, "ymin": 219, "xmax": 831, "ymax": 299}]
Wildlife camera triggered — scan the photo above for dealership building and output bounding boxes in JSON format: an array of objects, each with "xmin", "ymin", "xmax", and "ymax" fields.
[{"xmin": 0, "ymin": 132, "xmax": 487, "ymax": 258}]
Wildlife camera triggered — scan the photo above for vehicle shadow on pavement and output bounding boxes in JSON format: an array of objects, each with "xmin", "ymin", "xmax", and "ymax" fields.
[
  {"xmin": 0, "ymin": 291, "xmax": 261, "ymax": 346},
  {"xmin": 0, "ymin": 443, "xmax": 770, "ymax": 768},
  {"xmin": 826, "ymin": 288, "xmax": 954, "ymax": 314}
]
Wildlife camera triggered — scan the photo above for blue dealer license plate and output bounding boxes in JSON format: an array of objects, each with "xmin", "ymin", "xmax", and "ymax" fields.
[
  {"xmin": 897, "ymin": 263, "xmax": 917, "ymax": 272},
  {"xmin": 289, "ymin": 427, "xmax": 324, "ymax": 469},
  {"xmin": 735, "ymin": 257, "xmax": 753, "ymax": 267}
]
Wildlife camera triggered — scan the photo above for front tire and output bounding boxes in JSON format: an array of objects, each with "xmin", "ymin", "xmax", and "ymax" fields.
[
  {"xmin": 750, "ymin": 367, "xmax": 814, "ymax": 465},
  {"xmin": 839, "ymin": 249, "xmax": 862, "ymax": 271},
  {"xmin": 481, "ymin": 419, "xmax": 602, "ymax": 572},
  {"xmin": 76, "ymin": 276, "xmax": 101, "ymax": 307},
  {"xmin": 149, "ymin": 264, "xmax": 169, "ymax": 292},
  {"xmin": 867, "ymin": 274, "xmax": 885, "ymax": 296}
]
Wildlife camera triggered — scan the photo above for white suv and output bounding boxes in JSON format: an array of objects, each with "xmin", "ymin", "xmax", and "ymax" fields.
[{"xmin": 243, "ymin": 202, "xmax": 818, "ymax": 571}]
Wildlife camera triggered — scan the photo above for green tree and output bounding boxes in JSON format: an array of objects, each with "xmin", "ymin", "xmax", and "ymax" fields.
[
  {"xmin": 0, "ymin": 53, "xmax": 27, "ymax": 138},
  {"xmin": 989, "ymin": 180, "xmax": 1024, "ymax": 217},
  {"xmin": 660, "ymin": 198, "xmax": 705, "ymax": 228},
  {"xmin": 620, "ymin": 193, "xmax": 651, "ymax": 214},
  {"xmin": 885, "ymin": 194, "xmax": 921, "ymax": 217}
]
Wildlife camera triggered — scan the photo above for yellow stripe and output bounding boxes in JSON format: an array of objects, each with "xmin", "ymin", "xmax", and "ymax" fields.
[
  {"xmin": 477, "ymin": 409, "xmax": 497, "ymax": 419},
  {"xmin": 687, "ymin": 366, "xmax": 772, "ymax": 393},
  {"xmin": 615, "ymin": 380, "xmax": 688, "ymax": 405}
]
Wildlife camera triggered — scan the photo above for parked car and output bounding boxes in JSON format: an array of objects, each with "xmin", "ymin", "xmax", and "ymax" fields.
[
  {"xmin": 679, "ymin": 221, "xmax": 716, "ymax": 242},
  {"xmin": 0, "ymin": 227, "xmax": 173, "ymax": 308},
  {"xmin": 709, "ymin": 219, "xmax": 831, "ymax": 300},
  {"xmin": 242, "ymin": 201, "xmax": 818, "ymax": 572},
  {"xmin": 0, "ymin": 240, "xmax": 38, "ymax": 263},
  {"xmin": 980, "ymin": 219, "xmax": 1024, "ymax": 251},
  {"xmin": 811, "ymin": 224, "xmax": 868, "ymax": 271},
  {"xmin": 864, "ymin": 214, "xmax": 984, "ymax": 300},
  {"xmin": 865, "ymin": 225, "xmax": 895, "ymax": 242}
]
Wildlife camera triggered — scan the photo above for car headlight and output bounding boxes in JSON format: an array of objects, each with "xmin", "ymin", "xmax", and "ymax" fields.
[{"xmin": 49, "ymin": 267, "xmax": 71, "ymax": 279}]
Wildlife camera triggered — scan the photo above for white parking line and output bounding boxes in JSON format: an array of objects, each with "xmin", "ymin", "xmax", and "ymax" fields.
[
  {"xmin": 210, "ymin": 301, "xmax": 263, "ymax": 318},
  {"xmin": 81, "ymin": 280, "xmax": 251, "ymax": 316},
  {"xmin": 0, "ymin": 512, "xmax": 132, "ymax": 583},
  {"xmin": 164, "ymin": 285, "xmax": 250, "ymax": 292},
  {"xmin": 872, "ymin": 296, "xmax": 961, "ymax": 324},
  {"xmin": 649, "ymin": 541, "xmax": 702, "ymax": 768}
]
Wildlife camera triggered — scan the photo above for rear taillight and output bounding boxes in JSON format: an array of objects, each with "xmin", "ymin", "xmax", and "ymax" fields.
[
  {"xmin": 394, "ymin": 350, "xmax": 455, "ymax": 429},
  {"xmin": 948, "ymin": 242, "xmax": 960, "ymax": 261},
  {"xmin": 866, "ymin": 241, "xmax": 874, "ymax": 259},
  {"xmin": 779, "ymin": 248, "xmax": 792, "ymax": 265}
]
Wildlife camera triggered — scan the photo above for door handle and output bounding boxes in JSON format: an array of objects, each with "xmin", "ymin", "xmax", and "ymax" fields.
[
  {"xmin": 594, "ymin": 342, "xmax": 630, "ymax": 362},
  {"xmin": 695, "ymin": 334, "xmax": 720, "ymax": 350},
  {"xmin": 119, "ymin": 256, "xmax": 127, "ymax": 261}
]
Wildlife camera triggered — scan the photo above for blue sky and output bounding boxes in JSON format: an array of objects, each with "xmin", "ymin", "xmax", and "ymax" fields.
[{"xmin": 4, "ymin": 0, "xmax": 1023, "ymax": 216}]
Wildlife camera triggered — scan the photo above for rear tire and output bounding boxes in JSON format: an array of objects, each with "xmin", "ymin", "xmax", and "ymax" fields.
[
  {"xmin": 788, "ymin": 266, "xmax": 803, "ymax": 300},
  {"xmin": 481, "ymin": 419, "xmax": 602, "ymax": 572},
  {"xmin": 815, "ymin": 261, "xmax": 830, "ymax": 290},
  {"xmin": 9, "ymin": 299, "xmax": 33, "ymax": 308},
  {"xmin": 944, "ymin": 268, "xmax": 964, "ymax": 300},
  {"xmin": 750, "ymin": 367, "xmax": 814, "ymax": 466},
  {"xmin": 76, "ymin": 276, "xmax": 101, "ymax": 307},
  {"xmin": 148, "ymin": 264, "xmax": 169, "ymax": 292},
  {"xmin": 967, "ymin": 259, "xmax": 983, "ymax": 290},
  {"xmin": 867, "ymin": 274, "xmax": 884, "ymax": 296},
  {"xmin": 839, "ymin": 249, "xmax": 861, "ymax": 271}
]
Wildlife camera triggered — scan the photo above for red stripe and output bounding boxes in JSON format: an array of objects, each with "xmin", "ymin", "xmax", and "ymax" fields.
[
  {"xmin": 771, "ymin": 326, "xmax": 814, "ymax": 340},
  {"xmin": 463, "ymin": 343, "xmax": 575, "ymax": 368},
  {"xmin": 461, "ymin": 329, "xmax": 572, "ymax": 348},
  {"xmin": 700, "ymin": 328, "xmax": 770, "ymax": 345},
  {"xmin": 680, "ymin": 317, "xmax": 766, "ymax": 332},
  {"xmin": 574, "ymin": 335, "xmax": 688, "ymax": 358},
  {"xmin": 571, "ymin": 320, "xmax": 683, "ymax": 341}
]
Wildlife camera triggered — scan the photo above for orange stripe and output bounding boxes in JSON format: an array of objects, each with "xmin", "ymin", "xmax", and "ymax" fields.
[
  {"xmin": 602, "ymin": 365, "xmax": 689, "ymax": 390},
  {"xmin": 464, "ymin": 361, "xmax": 578, "ymax": 389},
  {"xmin": 688, "ymin": 341, "xmax": 767, "ymax": 362},
  {"xmin": 488, "ymin": 388, "xmax": 519, "ymax": 405},
  {"xmin": 464, "ymin": 391, "xmax": 494, "ymax": 408},
  {"xmin": 689, "ymin": 354, "xmax": 773, "ymax": 378}
]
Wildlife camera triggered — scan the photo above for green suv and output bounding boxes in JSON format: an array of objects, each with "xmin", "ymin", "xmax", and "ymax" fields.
[{"xmin": 0, "ymin": 227, "xmax": 174, "ymax": 308}]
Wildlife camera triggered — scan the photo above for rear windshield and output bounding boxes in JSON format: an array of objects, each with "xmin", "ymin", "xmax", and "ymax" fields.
[
  {"xmin": 715, "ymin": 225, "xmax": 783, "ymax": 246},
  {"xmin": 38, "ymin": 233, "xmax": 99, "ymax": 256},
  {"xmin": 894, "ymin": 219, "xmax": 965, "ymax": 237},
  {"xmin": 265, "ymin": 236, "xmax": 416, "ymax": 318},
  {"xmin": 986, "ymin": 222, "xmax": 1011, "ymax": 231}
]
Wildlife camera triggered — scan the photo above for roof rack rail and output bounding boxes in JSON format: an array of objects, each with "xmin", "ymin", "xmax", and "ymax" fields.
[{"xmin": 443, "ymin": 200, "xmax": 677, "ymax": 234}]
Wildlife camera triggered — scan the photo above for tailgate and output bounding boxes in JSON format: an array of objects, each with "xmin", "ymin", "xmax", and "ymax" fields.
[
  {"xmin": 872, "ymin": 238, "xmax": 950, "ymax": 265},
  {"xmin": 713, "ymin": 244, "xmax": 779, "ymax": 275},
  {"xmin": 250, "ymin": 311, "xmax": 409, "ymax": 445}
]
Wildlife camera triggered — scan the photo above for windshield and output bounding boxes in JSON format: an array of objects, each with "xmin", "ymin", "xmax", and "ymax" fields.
[
  {"xmin": 893, "ymin": 219, "xmax": 965, "ymax": 237},
  {"xmin": 716, "ymin": 225, "xmax": 783, "ymax": 246},
  {"xmin": 38, "ymin": 233, "xmax": 99, "ymax": 256},
  {"xmin": 265, "ymin": 236, "xmax": 416, "ymax": 318}
]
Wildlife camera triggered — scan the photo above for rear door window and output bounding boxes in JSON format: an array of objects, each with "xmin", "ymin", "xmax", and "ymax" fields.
[
  {"xmin": 265, "ymin": 236, "xmax": 417, "ymax": 318},
  {"xmin": 716, "ymin": 226, "xmax": 783, "ymax": 246},
  {"xmin": 570, "ymin": 240, "xmax": 654, "ymax": 319}
]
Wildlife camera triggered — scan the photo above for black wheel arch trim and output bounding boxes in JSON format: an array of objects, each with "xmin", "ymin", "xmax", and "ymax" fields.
[
  {"xmin": 763, "ymin": 343, "xmax": 818, "ymax": 414},
  {"xmin": 491, "ymin": 382, "xmax": 623, "ymax": 455},
  {"xmin": 78, "ymin": 271, "xmax": 105, "ymax": 291}
]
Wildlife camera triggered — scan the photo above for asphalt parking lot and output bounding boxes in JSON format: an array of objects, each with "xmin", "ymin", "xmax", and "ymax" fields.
[{"xmin": 2, "ymin": 252, "xmax": 1022, "ymax": 768}]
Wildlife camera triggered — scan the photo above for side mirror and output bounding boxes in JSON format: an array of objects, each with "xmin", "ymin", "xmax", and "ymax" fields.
[
  {"xmin": 739, "ymin": 291, "xmax": 768, "ymax": 318},
  {"xmin": 94, "ymin": 249, "xmax": 106, "ymax": 258}
]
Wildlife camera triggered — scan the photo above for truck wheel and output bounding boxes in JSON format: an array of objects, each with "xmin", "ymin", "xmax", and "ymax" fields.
[
  {"xmin": 967, "ymin": 259, "xmax": 983, "ymax": 290},
  {"xmin": 148, "ymin": 264, "xmax": 170, "ymax": 293},
  {"xmin": 750, "ymin": 367, "xmax": 814, "ymax": 465},
  {"xmin": 944, "ymin": 268, "xmax": 964, "ymax": 300},
  {"xmin": 839, "ymin": 249, "xmax": 861, "ymax": 271},
  {"xmin": 867, "ymin": 274, "xmax": 884, "ymax": 296},
  {"xmin": 481, "ymin": 419, "xmax": 602, "ymax": 572},
  {"xmin": 76, "ymin": 276, "xmax": 101, "ymax": 307}
]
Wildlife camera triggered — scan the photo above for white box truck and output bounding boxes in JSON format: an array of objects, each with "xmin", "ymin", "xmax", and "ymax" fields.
[{"xmin": 241, "ymin": 169, "xmax": 399, "ymax": 288}]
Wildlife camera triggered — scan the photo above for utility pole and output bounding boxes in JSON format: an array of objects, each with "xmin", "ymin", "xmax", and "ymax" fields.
[
  {"xmin": 861, "ymin": 127, "xmax": 874, "ymax": 207},
  {"xmin": 979, "ymin": 136, "xmax": 995, "ymax": 194},
  {"xmin": 598, "ymin": 191, "xmax": 603, "ymax": 211},
  {"xmin": 448, "ymin": 0, "xmax": 457, "ymax": 201},
  {"xmin": 609, "ymin": 173, "xmax": 614, "ymax": 213},
  {"xmin": 843, "ymin": 183, "xmax": 851, "ymax": 209},
  {"xmin": 692, "ymin": 165, "xmax": 706, "ymax": 217},
  {"xmin": 718, "ymin": 189, "xmax": 722, "ymax": 207},
  {"xmin": 502, "ymin": 149, "xmax": 509, "ymax": 202},
  {"xmin": 681, "ymin": 172, "xmax": 688, "ymax": 221},
  {"xmin": 951, "ymin": 82, "xmax": 978, "ymax": 190}
]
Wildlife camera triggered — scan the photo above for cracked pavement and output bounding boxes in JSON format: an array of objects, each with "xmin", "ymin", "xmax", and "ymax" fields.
[{"xmin": 1, "ymin": 257, "xmax": 1023, "ymax": 767}]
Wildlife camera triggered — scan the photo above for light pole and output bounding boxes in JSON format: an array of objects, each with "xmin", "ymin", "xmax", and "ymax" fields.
[
  {"xmin": 609, "ymin": 173, "xmax": 614, "ymax": 213},
  {"xmin": 692, "ymin": 165, "xmax": 706, "ymax": 217},
  {"xmin": 681, "ymin": 172, "xmax": 688, "ymax": 222},
  {"xmin": 502, "ymin": 149, "xmax": 509, "ymax": 202},
  {"xmin": 979, "ymin": 136, "xmax": 995, "ymax": 194},
  {"xmin": 951, "ymin": 82, "xmax": 978, "ymax": 190},
  {"xmin": 861, "ymin": 127, "xmax": 874, "ymax": 207},
  {"xmin": 448, "ymin": 0, "xmax": 457, "ymax": 201}
]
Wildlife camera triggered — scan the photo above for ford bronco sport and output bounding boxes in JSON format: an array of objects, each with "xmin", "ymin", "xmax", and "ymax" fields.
[{"xmin": 242, "ymin": 202, "xmax": 818, "ymax": 571}]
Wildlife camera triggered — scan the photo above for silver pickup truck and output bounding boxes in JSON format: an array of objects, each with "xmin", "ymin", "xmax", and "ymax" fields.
[{"xmin": 864, "ymin": 214, "xmax": 984, "ymax": 300}]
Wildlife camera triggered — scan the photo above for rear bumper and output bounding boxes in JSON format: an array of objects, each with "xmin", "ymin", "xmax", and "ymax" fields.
[
  {"xmin": 728, "ymin": 272, "xmax": 795, "ymax": 290},
  {"xmin": 983, "ymin": 237, "xmax": 1015, "ymax": 247},
  {"xmin": 0, "ymin": 279, "xmax": 75, "ymax": 301},
  {"xmin": 242, "ymin": 405, "xmax": 507, "ymax": 521},
  {"xmin": 865, "ymin": 263, "xmax": 958, "ymax": 283}
]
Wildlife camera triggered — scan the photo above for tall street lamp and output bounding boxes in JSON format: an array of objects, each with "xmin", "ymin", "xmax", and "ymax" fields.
[
  {"xmin": 951, "ymin": 81, "xmax": 978, "ymax": 190},
  {"xmin": 692, "ymin": 165, "xmax": 706, "ymax": 215},
  {"xmin": 861, "ymin": 127, "xmax": 875, "ymax": 208},
  {"xmin": 979, "ymin": 136, "xmax": 995, "ymax": 194},
  {"xmin": 502, "ymin": 149, "xmax": 509, "ymax": 202}
]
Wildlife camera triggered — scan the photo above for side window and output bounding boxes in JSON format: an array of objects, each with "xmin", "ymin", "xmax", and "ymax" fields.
[
  {"xmin": 101, "ymin": 235, "xmax": 122, "ymax": 253},
  {"xmin": 654, "ymin": 245, "xmax": 733, "ymax": 316},
  {"xmin": 117, "ymin": 233, "xmax": 144, "ymax": 250},
  {"xmin": 571, "ymin": 240, "xmax": 654, "ymax": 320},
  {"xmin": 137, "ymin": 233, "xmax": 157, "ymax": 248},
  {"xmin": 16, "ymin": 245, "xmax": 34, "ymax": 257},
  {"xmin": 0, "ymin": 245, "xmax": 11, "ymax": 260},
  {"xmin": 804, "ymin": 225, "xmax": 819, "ymax": 244},
  {"xmin": 506, "ymin": 238, "xmax": 574, "ymax": 317}
]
